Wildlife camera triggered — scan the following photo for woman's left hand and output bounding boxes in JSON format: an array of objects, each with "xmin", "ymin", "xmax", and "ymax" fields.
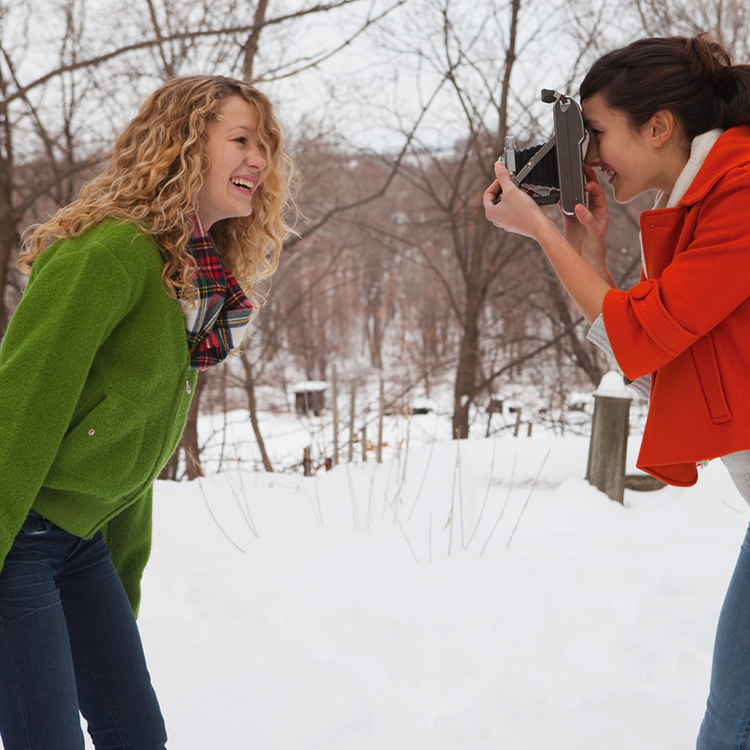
[
  {"xmin": 562, "ymin": 165, "xmax": 611, "ymax": 277},
  {"xmin": 483, "ymin": 160, "xmax": 554, "ymax": 240}
]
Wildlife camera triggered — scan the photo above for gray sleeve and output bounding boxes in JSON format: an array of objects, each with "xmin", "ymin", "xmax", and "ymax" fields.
[
  {"xmin": 587, "ymin": 314, "xmax": 652, "ymax": 400},
  {"xmin": 721, "ymin": 450, "xmax": 750, "ymax": 505}
]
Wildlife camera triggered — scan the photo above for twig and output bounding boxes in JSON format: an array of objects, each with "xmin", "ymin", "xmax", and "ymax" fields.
[
  {"xmin": 466, "ymin": 436, "xmax": 497, "ymax": 550},
  {"xmin": 390, "ymin": 407, "xmax": 412, "ymax": 522},
  {"xmin": 198, "ymin": 479, "xmax": 245, "ymax": 554},
  {"xmin": 480, "ymin": 455, "xmax": 517, "ymax": 558},
  {"xmin": 367, "ymin": 462, "xmax": 378, "ymax": 530},
  {"xmin": 394, "ymin": 513, "xmax": 419, "ymax": 562},
  {"xmin": 218, "ymin": 402, "xmax": 229, "ymax": 473},
  {"xmin": 408, "ymin": 407, "xmax": 440, "ymax": 519},
  {"xmin": 381, "ymin": 435, "xmax": 398, "ymax": 519},
  {"xmin": 457, "ymin": 435, "xmax": 464, "ymax": 549},
  {"xmin": 345, "ymin": 463, "xmax": 361, "ymax": 530},
  {"xmin": 506, "ymin": 449, "xmax": 551, "ymax": 548},
  {"xmin": 447, "ymin": 440, "xmax": 461, "ymax": 557},
  {"xmin": 313, "ymin": 472, "xmax": 324, "ymax": 526},
  {"xmin": 229, "ymin": 471, "xmax": 259, "ymax": 538},
  {"xmin": 382, "ymin": 493, "xmax": 419, "ymax": 562},
  {"xmin": 300, "ymin": 477, "xmax": 323, "ymax": 526}
]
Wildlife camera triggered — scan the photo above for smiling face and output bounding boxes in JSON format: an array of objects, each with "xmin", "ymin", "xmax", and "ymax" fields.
[
  {"xmin": 582, "ymin": 93, "xmax": 686, "ymax": 204},
  {"xmin": 197, "ymin": 95, "xmax": 267, "ymax": 229}
]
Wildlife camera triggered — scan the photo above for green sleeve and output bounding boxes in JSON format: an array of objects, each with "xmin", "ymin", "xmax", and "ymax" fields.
[
  {"xmin": 0, "ymin": 238, "xmax": 135, "ymax": 574},
  {"xmin": 100, "ymin": 486, "xmax": 154, "ymax": 618}
]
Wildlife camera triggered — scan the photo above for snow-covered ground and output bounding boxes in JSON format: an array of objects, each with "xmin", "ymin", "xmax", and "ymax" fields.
[{"xmin": 122, "ymin": 421, "xmax": 747, "ymax": 749}]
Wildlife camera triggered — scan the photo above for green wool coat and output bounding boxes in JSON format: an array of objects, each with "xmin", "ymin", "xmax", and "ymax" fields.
[{"xmin": 0, "ymin": 219, "xmax": 197, "ymax": 615}]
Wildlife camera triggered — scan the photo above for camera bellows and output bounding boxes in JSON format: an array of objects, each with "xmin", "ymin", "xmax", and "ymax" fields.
[{"xmin": 513, "ymin": 144, "xmax": 559, "ymax": 188}]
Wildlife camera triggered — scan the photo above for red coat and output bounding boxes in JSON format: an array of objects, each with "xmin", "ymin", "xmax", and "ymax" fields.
[{"xmin": 604, "ymin": 126, "xmax": 750, "ymax": 486}]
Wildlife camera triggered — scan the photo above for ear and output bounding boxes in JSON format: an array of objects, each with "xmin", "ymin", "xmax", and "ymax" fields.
[{"xmin": 646, "ymin": 110, "xmax": 676, "ymax": 148}]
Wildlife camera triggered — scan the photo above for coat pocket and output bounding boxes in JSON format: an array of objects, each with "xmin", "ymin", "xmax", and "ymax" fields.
[
  {"xmin": 690, "ymin": 333, "xmax": 732, "ymax": 424},
  {"xmin": 45, "ymin": 392, "xmax": 148, "ymax": 498}
]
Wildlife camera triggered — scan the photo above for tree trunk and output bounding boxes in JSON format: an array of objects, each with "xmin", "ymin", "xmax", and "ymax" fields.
[
  {"xmin": 451, "ymin": 0, "xmax": 520, "ymax": 440},
  {"xmin": 0, "ymin": 102, "xmax": 19, "ymax": 340},
  {"xmin": 182, "ymin": 372, "xmax": 206, "ymax": 480},
  {"xmin": 158, "ymin": 448, "xmax": 180, "ymax": 481},
  {"xmin": 243, "ymin": 0, "xmax": 270, "ymax": 81},
  {"xmin": 452, "ymin": 220, "xmax": 490, "ymax": 440},
  {"xmin": 240, "ymin": 352, "xmax": 274, "ymax": 472}
]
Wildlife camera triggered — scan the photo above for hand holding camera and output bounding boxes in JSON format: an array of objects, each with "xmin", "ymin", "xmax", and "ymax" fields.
[
  {"xmin": 484, "ymin": 88, "xmax": 610, "ymax": 277},
  {"xmin": 492, "ymin": 89, "xmax": 590, "ymax": 215}
]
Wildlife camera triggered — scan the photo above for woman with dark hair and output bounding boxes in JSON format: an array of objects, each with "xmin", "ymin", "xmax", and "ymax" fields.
[
  {"xmin": 0, "ymin": 76, "xmax": 294, "ymax": 749},
  {"xmin": 485, "ymin": 34, "xmax": 750, "ymax": 749}
]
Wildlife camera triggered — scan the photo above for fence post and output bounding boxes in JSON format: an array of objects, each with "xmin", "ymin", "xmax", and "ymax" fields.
[
  {"xmin": 377, "ymin": 378, "xmax": 384, "ymax": 463},
  {"xmin": 586, "ymin": 371, "xmax": 632, "ymax": 504},
  {"xmin": 348, "ymin": 382, "xmax": 356, "ymax": 463},
  {"xmin": 332, "ymin": 365, "xmax": 339, "ymax": 466}
]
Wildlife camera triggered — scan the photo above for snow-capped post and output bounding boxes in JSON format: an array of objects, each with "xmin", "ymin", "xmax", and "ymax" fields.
[{"xmin": 586, "ymin": 371, "xmax": 633, "ymax": 504}]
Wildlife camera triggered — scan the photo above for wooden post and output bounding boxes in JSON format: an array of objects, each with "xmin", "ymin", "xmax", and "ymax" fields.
[
  {"xmin": 513, "ymin": 408, "xmax": 522, "ymax": 437},
  {"xmin": 377, "ymin": 378, "xmax": 384, "ymax": 463},
  {"xmin": 303, "ymin": 446, "xmax": 312, "ymax": 477},
  {"xmin": 332, "ymin": 365, "xmax": 339, "ymax": 465},
  {"xmin": 361, "ymin": 425, "xmax": 367, "ymax": 463},
  {"xmin": 348, "ymin": 382, "xmax": 356, "ymax": 463},
  {"xmin": 586, "ymin": 372, "xmax": 632, "ymax": 504}
]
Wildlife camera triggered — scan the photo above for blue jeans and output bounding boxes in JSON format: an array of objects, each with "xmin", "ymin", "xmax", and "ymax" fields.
[
  {"xmin": 0, "ymin": 511, "xmax": 167, "ymax": 750},
  {"xmin": 697, "ymin": 520, "xmax": 750, "ymax": 749}
]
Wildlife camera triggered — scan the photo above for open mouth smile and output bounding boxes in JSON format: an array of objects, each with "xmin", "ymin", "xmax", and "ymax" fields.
[{"xmin": 231, "ymin": 177, "xmax": 256, "ymax": 195}]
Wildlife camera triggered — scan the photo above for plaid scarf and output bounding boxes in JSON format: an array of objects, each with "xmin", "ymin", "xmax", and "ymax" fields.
[{"xmin": 181, "ymin": 215, "xmax": 253, "ymax": 371}]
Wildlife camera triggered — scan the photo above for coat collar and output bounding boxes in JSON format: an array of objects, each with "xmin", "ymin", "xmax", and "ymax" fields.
[
  {"xmin": 639, "ymin": 127, "xmax": 750, "ymax": 280},
  {"xmin": 680, "ymin": 125, "xmax": 750, "ymax": 206}
]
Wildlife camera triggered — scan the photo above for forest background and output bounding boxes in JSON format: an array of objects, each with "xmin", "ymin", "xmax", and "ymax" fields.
[{"xmin": 2, "ymin": 0, "xmax": 747, "ymax": 476}]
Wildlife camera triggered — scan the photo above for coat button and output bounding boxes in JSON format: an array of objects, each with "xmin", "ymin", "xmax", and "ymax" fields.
[{"xmin": 630, "ymin": 281, "xmax": 652, "ymax": 300}]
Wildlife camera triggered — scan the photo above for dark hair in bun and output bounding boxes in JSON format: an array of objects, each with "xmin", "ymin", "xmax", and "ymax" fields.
[{"xmin": 579, "ymin": 33, "xmax": 750, "ymax": 139}]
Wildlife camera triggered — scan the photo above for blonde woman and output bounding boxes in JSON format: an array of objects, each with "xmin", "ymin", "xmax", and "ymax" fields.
[{"xmin": 0, "ymin": 76, "xmax": 293, "ymax": 750}]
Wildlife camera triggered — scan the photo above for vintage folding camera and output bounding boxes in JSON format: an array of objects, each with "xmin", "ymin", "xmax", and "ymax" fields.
[{"xmin": 496, "ymin": 89, "xmax": 589, "ymax": 216}]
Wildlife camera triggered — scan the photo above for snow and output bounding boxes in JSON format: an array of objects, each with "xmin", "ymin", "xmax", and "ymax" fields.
[
  {"xmin": 594, "ymin": 370, "xmax": 634, "ymax": 399},
  {"xmin": 293, "ymin": 381, "xmax": 328, "ymax": 392},
  {"xmin": 119, "ymin": 429, "xmax": 747, "ymax": 749}
]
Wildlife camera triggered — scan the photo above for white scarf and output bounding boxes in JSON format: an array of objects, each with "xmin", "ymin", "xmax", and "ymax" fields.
[{"xmin": 641, "ymin": 129, "xmax": 723, "ymax": 277}]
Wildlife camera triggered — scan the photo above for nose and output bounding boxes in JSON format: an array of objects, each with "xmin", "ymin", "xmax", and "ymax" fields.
[
  {"xmin": 246, "ymin": 142, "xmax": 267, "ymax": 173},
  {"xmin": 584, "ymin": 131, "xmax": 599, "ymax": 167}
]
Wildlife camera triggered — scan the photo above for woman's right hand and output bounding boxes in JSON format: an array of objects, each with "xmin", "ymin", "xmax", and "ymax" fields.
[
  {"xmin": 483, "ymin": 160, "xmax": 555, "ymax": 240},
  {"xmin": 562, "ymin": 166, "xmax": 612, "ymax": 282}
]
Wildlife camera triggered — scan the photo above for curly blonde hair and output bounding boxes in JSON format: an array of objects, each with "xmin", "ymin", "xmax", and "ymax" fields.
[{"xmin": 20, "ymin": 75, "xmax": 295, "ymax": 312}]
